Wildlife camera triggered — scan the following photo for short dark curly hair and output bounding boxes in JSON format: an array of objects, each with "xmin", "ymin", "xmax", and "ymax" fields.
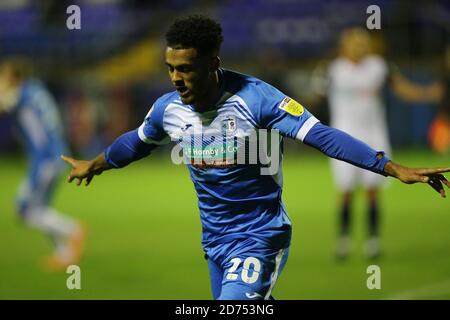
[{"xmin": 165, "ymin": 15, "xmax": 223, "ymax": 56}]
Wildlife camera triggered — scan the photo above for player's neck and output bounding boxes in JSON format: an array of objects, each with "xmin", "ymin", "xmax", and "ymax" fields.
[
  {"xmin": 344, "ymin": 55, "xmax": 363, "ymax": 64},
  {"xmin": 193, "ymin": 72, "xmax": 220, "ymax": 112}
]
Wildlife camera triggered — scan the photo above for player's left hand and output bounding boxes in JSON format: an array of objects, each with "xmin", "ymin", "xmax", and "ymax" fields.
[{"xmin": 384, "ymin": 161, "xmax": 450, "ymax": 198}]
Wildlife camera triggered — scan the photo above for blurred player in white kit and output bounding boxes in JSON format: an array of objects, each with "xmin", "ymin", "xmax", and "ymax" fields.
[{"xmin": 313, "ymin": 27, "xmax": 442, "ymax": 259}]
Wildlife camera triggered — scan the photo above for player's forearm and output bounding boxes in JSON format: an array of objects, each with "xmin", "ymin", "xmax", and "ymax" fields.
[
  {"xmin": 303, "ymin": 122, "xmax": 390, "ymax": 175},
  {"xmin": 391, "ymin": 75, "xmax": 442, "ymax": 103},
  {"xmin": 382, "ymin": 160, "xmax": 414, "ymax": 181},
  {"xmin": 104, "ymin": 129, "xmax": 157, "ymax": 168}
]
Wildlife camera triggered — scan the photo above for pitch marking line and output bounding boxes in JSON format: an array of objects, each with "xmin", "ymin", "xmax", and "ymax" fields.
[{"xmin": 387, "ymin": 279, "xmax": 450, "ymax": 299}]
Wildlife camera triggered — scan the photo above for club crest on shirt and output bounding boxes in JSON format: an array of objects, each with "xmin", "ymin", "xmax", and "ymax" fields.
[
  {"xmin": 278, "ymin": 97, "xmax": 304, "ymax": 117},
  {"xmin": 222, "ymin": 116, "xmax": 237, "ymax": 134}
]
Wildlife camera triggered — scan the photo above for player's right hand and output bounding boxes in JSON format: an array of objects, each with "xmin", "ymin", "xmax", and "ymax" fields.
[{"xmin": 61, "ymin": 155, "xmax": 99, "ymax": 186}]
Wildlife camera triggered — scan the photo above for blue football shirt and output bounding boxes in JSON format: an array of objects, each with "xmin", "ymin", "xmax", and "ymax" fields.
[
  {"xmin": 137, "ymin": 69, "xmax": 319, "ymax": 259},
  {"xmin": 11, "ymin": 80, "xmax": 67, "ymax": 161}
]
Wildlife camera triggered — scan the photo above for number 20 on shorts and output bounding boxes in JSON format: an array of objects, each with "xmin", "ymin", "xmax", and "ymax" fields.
[{"xmin": 226, "ymin": 257, "xmax": 261, "ymax": 284}]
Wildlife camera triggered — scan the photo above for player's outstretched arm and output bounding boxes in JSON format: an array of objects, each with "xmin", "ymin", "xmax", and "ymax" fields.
[
  {"xmin": 62, "ymin": 128, "xmax": 157, "ymax": 187},
  {"xmin": 383, "ymin": 161, "xmax": 450, "ymax": 198},
  {"xmin": 303, "ymin": 122, "xmax": 450, "ymax": 198},
  {"xmin": 61, "ymin": 153, "xmax": 111, "ymax": 186},
  {"xmin": 390, "ymin": 71, "xmax": 444, "ymax": 103}
]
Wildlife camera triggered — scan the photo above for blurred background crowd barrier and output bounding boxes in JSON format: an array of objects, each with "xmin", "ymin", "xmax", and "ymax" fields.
[{"xmin": 0, "ymin": 0, "xmax": 448, "ymax": 157}]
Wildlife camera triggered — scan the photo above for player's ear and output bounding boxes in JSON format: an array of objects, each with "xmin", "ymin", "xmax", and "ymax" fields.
[{"xmin": 210, "ymin": 56, "xmax": 220, "ymax": 72}]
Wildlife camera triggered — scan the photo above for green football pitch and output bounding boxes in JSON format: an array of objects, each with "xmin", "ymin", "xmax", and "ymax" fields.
[{"xmin": 0, "ymin": 149, "xmax": 449, "ymax": 299}]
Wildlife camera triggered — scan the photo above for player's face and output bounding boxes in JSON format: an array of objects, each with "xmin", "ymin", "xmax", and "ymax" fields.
[
  {"xmin": 341, "ymin": 29, "xmax": 371, "ymax": 62},
  {"xmin": 0, "ymin": 64, "xmax": 19, "ymax": 112},
  {"xmin": 165, "ymin": 47, "xmax": 216, "ymax": 106},
  {"xmin": 0, "ymin": 64, "xmax": 10, "ymax": 87},
  {"xmin": 0, "ymin": 63, "xmax": 19, "ymax": 89}
]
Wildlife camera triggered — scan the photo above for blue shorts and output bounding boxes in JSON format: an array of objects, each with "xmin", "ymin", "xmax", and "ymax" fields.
[{"xmin": 206, "ymin": 239, "xmax": 289, "ymax": 300}]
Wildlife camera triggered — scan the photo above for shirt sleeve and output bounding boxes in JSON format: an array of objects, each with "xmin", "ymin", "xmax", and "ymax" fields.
[
  {"xmin": 256, "ymin": 82, "xmax": 319, "ymax": 140},
  {"xmin": 303, "ymin": 122, "xmax": 390, "ymax": 176},
  {"xmin": 104, "ymin": 97, "xmax": 170, "ymax": 168},
  {"xmin": 137, "ymin": 101, "xmax": 170, "ymax": 145},
  {"xmin": 104, "ymin": 129, "xmax": 157, "ymax": 168}
]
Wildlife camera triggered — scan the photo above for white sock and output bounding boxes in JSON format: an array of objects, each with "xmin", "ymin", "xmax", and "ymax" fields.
[{"xmin": 23, "ymin": 207, "xmax": 78, "ymax": 255}]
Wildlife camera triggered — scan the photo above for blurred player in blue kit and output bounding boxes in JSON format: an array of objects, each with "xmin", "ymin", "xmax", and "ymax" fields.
[
  {"xmin": 62, "ymin": 16, "xmax": 450, "ymax": 299},
  {"xmin": 0, "ymin": 58, "xmax": 86, "ymax": 271}
]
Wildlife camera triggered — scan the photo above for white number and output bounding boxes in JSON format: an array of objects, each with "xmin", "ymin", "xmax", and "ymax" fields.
[
  {"xmin": 242, "ymin": 257, "xmax": 261, "ymax": 284},
  {"xmin": 226, "ymin": 257, "xmax": 261, "ymax": 284},
  {"xmin": 226, "ymin": 258, "xmax": 242, "ymax": 280}
]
